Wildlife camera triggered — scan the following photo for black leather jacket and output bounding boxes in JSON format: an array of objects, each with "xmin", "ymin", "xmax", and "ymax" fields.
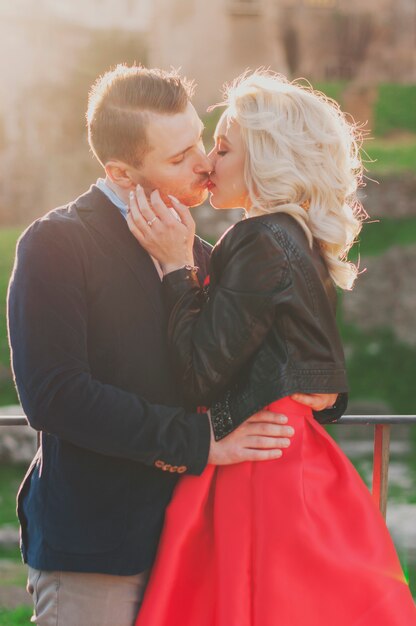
[{"xmin": 164, "ymin": 212, "xmax": 348, "ymax": 440}]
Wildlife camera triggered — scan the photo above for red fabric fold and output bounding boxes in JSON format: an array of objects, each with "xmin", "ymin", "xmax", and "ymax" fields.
[{"xmin": 136, "ymin": 397, "xmax": 415, "ymax": 625}]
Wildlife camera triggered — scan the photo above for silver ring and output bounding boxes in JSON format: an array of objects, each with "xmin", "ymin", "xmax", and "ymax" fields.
[{"xmin": 147, "ymin": 217, "xmax": 157, "ymax": 227}]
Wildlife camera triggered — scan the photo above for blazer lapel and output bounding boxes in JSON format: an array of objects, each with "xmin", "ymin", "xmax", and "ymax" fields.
[{"xmin": 76, "ymin": 186, "xmax": 165, "ymax": 323}]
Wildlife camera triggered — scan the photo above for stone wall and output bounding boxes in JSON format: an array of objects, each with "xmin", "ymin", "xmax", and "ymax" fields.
[
  {"xmin": 342, "ymin": 245, "xmax": 416, "ymax": 347},
  {"xmin": 149, "ymin": 0, "xmax": 416, "ymax": 112},
  {"xmin": 360, "ymin": 174, "xmax": 416, "ymax": 218},
  {"xmin": 149, "ymin": 0, "xmax": 288, "ymax": 110}
]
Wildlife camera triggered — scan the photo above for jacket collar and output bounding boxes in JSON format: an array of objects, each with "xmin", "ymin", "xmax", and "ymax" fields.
[{"xmin": 75, "ymin": 185, "xmax": 165, "ymax": 322}]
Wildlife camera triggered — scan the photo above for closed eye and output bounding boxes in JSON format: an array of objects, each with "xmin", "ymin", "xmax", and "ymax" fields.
[{"xmin": 171, "ymin": 155, "xmax": 185, "ymax": 165}]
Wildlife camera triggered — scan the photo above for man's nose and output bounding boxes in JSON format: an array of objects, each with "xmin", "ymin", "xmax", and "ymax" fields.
[
  {"xmin": 194, "ymin": 150, "xmax": 214, "ymax": 175},
  {"xmin": 207, "ymin": 146, "xmax": 216, "ymax": 162}
]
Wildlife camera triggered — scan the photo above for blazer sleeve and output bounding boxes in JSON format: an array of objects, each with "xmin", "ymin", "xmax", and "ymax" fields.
[
  {"xmin": 7, "ymin": 220, "xmax": 210, "ymax": 475},
  {"xmin": 163, "ymin": 222, "xmax": 291, "ymax": 407}
]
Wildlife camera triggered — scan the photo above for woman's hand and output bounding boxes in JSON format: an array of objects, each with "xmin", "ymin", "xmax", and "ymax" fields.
[
  {"xmin": 291, "ymin": 393, "xmax": 338, "ymax": 411},
  {"xmin": 127, "ymin": 185, "xmax": 196, "ymax": 274}
]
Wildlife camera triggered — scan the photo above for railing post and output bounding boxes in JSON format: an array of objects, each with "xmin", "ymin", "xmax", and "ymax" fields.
[{"xmin": 372, "ymin": 423, "xmax": 391, "ymax": 519}]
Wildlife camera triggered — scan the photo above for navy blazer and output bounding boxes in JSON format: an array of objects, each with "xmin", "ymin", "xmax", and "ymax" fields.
[{"xmin": 7, "ymin": 185, "xmax": 211, "ymax": 575}]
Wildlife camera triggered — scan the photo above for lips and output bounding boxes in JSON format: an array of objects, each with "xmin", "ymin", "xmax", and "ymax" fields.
[{"xmin": 206, "ymin": 180, "xmax": 216, "ymax": 191}]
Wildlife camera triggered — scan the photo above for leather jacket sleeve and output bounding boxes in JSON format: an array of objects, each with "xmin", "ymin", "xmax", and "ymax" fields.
[
  {"xmin": 313, "ymin": 392, "xmax": 348, "ymax": 424},
  {"xmin": 163, "ymin": 222, "xmax": 291, "ymax": 407}
]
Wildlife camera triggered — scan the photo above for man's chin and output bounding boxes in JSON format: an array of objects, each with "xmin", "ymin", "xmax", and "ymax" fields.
[{"xmin": 181, "ymin": 187, "xmax": 209, "ymax": 208}]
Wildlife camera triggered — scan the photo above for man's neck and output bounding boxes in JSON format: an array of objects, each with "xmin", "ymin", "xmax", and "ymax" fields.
[{"xmin": 104, "ymin": 177, "xmax": 131, "ymax": 205}]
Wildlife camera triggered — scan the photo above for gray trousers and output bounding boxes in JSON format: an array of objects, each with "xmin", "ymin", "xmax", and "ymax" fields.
[{"xmin": 27, "ymin": 566, "xmax": 149, "ymax": 626}]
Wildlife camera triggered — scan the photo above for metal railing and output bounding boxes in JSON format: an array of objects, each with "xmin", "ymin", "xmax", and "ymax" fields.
[
  {"xmin": 1, "ymin": 414, "xmax": 416, "ymax": 520},
  {"xmin": 336, "ymin": 415, "xmax": 416, "ymax": 519}
]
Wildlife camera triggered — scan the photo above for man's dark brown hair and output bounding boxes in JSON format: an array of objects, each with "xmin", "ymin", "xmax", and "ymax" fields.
[{"xmin": 87, "ymin": 64, "xmax": 195, "ymax": 167}]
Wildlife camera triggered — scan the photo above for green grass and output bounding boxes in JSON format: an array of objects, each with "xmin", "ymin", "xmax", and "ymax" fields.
[
  {"xmin": 0, "ymin": 385, "xmax": 18, "ymax": 407},
  {"xmin": 202, "ymin": 107, "xmax": 223, "ymax": 151},
  {"xmin": 317, "ymin": 82, "xmax": 416, "ymax": 139},
  {"xmin": 0, "ymin": 557, "xmax": 26, "ymax": 586},
  {"xmin": 404, "ymin": 560, "xmax": 416, "ymax": 600},
  {"xmin": 374, "ymin": 84, "xmax": 416, "ymax": 137},
  {"xmin": 0, "ymin": 228, "xmax": 21, "ymax": 406},
  {"xmin": 0, "ymin": 464, "xmax": 26, "ymax": 528},
  {"xmin": 0, "ymin": 228, "xmax": 20, "ymax": 313},
  {"xmin": 0, "ymin": 546, "xmax": 23, "ymax": 563},
  {"xmin": 0, "ymin": 228, "xmax": 21, "ymax": 359},
  {"xmin": 342, "ymin": 216, "xmax": 416, "ymax": 417},
  {"xmin": 364, "ymin": 138, "xmax": 416, "ymax": 174},
  {"xmin": 314, "ymin": 81, "xmax": 348, "ymax": 105},
  {"xmin": 351, "ymin": 216, "xmax": 416, "ymax": 260},
  {"xmin": 338, "ymin": 318, "xmax": 416, "ymax": 416},
  {"xmin": 0, "ymin": 606, "xmax": 32, "ymax": 625}
]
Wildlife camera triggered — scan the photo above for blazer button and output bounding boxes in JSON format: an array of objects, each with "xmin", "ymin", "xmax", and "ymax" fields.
[
  {"xmin": 155, "ymin": 460, "xmax": 164, "ymax": 469},
  {"xmin": 177, "ymin": 466, "xmax": 187, "ymax": 474},
  {"xmin": 169, "ymin": 466, "xmax": 178, "ymax": 473},
  {"xmin": 163, "ymin": 464, "xmax": 171, "ymax": 471}
]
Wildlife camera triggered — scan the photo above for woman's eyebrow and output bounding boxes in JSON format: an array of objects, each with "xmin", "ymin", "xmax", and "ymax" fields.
[{"xmin": 214, "ymin": 134, "xmax": 232, "ymax": 145}]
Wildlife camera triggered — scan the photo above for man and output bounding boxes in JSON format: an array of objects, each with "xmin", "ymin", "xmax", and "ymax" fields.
[{"xmin": 7, "ymin": 65, "xmax": 342, "ymax": 626}]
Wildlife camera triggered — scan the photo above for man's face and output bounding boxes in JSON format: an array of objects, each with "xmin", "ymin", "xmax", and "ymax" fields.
[{"xmin": 133, "ymin": 102, "xmax": 212, "ymax": 207}]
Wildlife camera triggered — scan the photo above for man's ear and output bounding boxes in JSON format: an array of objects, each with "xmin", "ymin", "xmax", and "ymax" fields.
[{"xmin": 105, "ymin": 160, "xmax": 137, "ymax": 190}]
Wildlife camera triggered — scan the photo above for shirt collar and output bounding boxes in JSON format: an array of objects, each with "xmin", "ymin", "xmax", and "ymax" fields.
[{"xmin": 96, "ymin": 178, "xmax": 128, "ymax": 220}]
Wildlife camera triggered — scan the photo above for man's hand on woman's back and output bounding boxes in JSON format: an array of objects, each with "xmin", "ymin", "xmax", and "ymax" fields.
[{"xmin": 208, "ymin": 410, "xmax": 294, "ymax": 465}]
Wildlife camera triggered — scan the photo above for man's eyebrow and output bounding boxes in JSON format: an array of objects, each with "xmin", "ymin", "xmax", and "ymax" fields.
[{"xmin": 168, "ymin": 122, "xmax": 205, "ymax": 160}]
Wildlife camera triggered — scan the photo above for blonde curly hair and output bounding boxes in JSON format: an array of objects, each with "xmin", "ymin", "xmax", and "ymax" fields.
[{"xmin": 220, "ymin": 70, "xmax": 365, "ymax": 290}]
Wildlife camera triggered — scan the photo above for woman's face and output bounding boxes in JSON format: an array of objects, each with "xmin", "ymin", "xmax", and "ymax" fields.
[{"xmin": 207, "ymin": 112, "xmax": 249, "ymax": 210}]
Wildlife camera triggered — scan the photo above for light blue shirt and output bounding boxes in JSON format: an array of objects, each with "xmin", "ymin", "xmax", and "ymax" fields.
[{"xmin": 96, "ymin": 178, "xmax": 128, "ymax": 220}]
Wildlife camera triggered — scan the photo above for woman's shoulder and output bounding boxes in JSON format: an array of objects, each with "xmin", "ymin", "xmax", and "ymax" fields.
[
  {"xmin": 215, "ymin": 212, "xmax": 305, "ymax": 256},
  {"xmin": 210, "ymin": 214, "xmax": 293, "ymax": 287},
  {"xmin": 217, "ymin": 214, "xmax": 276, "ymax": 246}
]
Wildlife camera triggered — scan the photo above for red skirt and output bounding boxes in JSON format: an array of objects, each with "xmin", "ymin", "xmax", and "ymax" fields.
[{"xmin": 136, "ymin": 397, "xmax": 416, "ymax": 625}]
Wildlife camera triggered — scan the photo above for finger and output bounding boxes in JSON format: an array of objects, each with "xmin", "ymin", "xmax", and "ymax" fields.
[
  {"xmin": 129, "ymin": 189, "xmax": 152, "ymax": 229},
  {"xmin": 134, "ymin": 184, "xmax": 151, "ymax": 212},
  {"xmin": 168, "ymin": 195, "xmax": 195, "ymax": 230},
  {"xmin": 310, "ymin": 400, "xmax": 327, "ymax": 411},
  {"xmin": 241, "ymin": 449, "xmax": 283, "ymax": 461},
  {"xmin": 168, "ymin": 206, "xmax": 182, "ymax": 222},
  {"xmin": 245, "ymin": 411, "xmax": 288, "ymax": 425},
  {"xmin": 292, "ymin": 393, "xmax": 337, "ymax": 410},
  {"xmin": 322, "ymin": 393, "xmax": 338, "ymax": 408},
  {"xmin": 291, "ymin": 393, "xmax": 317, "ymax": 408},
  {"xmin": 150, "ymin": 190, "xmax": 175, "ymax": 222},
  {"xmin": 247, "ymin": 436, "xmax": 291, "ymax": 449},
  {"xmin": 135, "ymin": 185, "xmax": 157, "ymax": 225},
  {"xmin": 244, "ymin": 423, "xmax": 294, "ymax": 438},
  {"xmin": 128, "ymin": 189, "xmax": 141, "ymax": 224},
  {"xmin": 128, "ymin": 192, "xmax": 152, "ymax": 234}
]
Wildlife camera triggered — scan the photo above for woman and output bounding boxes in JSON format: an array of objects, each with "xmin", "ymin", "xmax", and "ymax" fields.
[{"xmin": 128, "ymin": 71, "xmax": 415, "ymax": 625}]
